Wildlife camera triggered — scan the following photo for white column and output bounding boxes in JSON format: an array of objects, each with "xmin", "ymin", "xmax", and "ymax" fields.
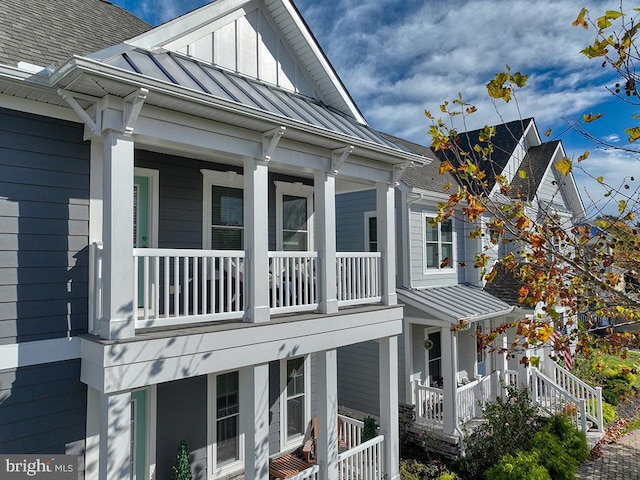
[
  {"xmin": 314, "ymin": 171, "xmax": 337, "ymax": 314},
  {"xmin": 403, "ymin": 318, "xmax": 414, "ymax": 404},
  {"xmin": 85, "ymin": 387, "xmax": 101, "ymax": 480},
  {"xmin": 378, "ymin": 336, "xmax": 399, "ymax": 480},
  {"xmin": 100, "ymin": 132, "xmax": 135, "ymax": 339},
  {"xmin": 90, "ymin": 139, "xmax": 104, "ymax": 243},
  {"xmin": 240, "ymin": 364, "xmax": 270, "ymax": 480},
  {"xmin": 316, "ymin": 349, "xmax": 338, "ymax": 480},
  {"xmin": 441, "ymin": 328, "xmax": 458, "ymax": 435},
  {"xmin": 98, "ymin": 390, "xmax": 132, "ymax": 480},
  {"xmin": 377, "ymin": 183, "xmax": 397, "ymax": 305},
  {"xmin": 243, "ymin": 157, "xmax": 270, "ymax": 323}
]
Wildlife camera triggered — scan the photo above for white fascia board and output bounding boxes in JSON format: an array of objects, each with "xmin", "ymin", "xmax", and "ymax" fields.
[
  {"xmin": 125, "ymin": 0, "xmax": 255, "ymax": 50},
  {"xmin": 0, "ymin": 337, "xmax": 80, "ymax": 370},
  {"xmin": 81, "ymin": 306, "xmax": 402, "ymax": 393},
  {"xmin": 408, "ymin": 187, "xmax": 453, "ymax": 203},
  {"xmin": 52, "ymin": 57, "xmax": 428, "ymax": 166},
  {"xmin": 278, "ymin": 0, "xmax": 366, "ymax": 125},
  {"xmin": 0, "ymin": 64, "xmax": 52, "ymax": 84},
  {"xmin": 0, "ymin": 92, "xmax": 80, "ymax": 123}
]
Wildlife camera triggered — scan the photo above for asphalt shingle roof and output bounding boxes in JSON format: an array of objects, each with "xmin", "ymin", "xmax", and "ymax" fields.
[
  {"xmin": 483, "ymin": 264, "xmax": 524, "ymax": 306},
  {"xmin": 509, "ymin": 140, "xmax": 559, "ymax": 200},
  {"xmin": 0, "ymin": 0, "xmax": 150, "ymax": 68}
]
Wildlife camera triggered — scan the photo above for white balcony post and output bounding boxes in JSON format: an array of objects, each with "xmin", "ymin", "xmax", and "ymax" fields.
[
  {"xmin": 244, "ymin": 157, "xmax": 270, "ymax": 323},
  {"xmin": 89, "ymin": 139, "xmax": 104, "ymax": 336},
  {"xmin": 316, "ymin": 349, "xmax": 338, "ymax": 480},
  {"xmin": 89, "ymin": 388, "xmax": 132, "ymax": 480},
  {"xmin": 378, "ymin": 336, "xmax": 399, "ymax": 480},
  {"xmin": 314, "ymin": 170, "xmax": 337, "ymax": 314},
  {"xmin": 441, "ymin": 328, "xmax": 458, "ymax": 435},
  {"xmin": 100, "ymin": 132, "xmax": 135, "ymax": 339},
  {"xmin": 240, "ymin": 364, "xmax": 270, "ymax": 480},
  {"xmin": 376, "ymin": 182, "xmax": 396, "ymax": 305}
]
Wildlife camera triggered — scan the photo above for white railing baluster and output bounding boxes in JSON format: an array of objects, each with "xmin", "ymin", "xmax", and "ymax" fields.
[
  {"xmin": 143, "ymin": 255, "xmax": 149, "ymax": 320},
  {"xmin": 268, "ymin": 252, "xmax": 319, "ymax": 314},
  {"xmin": 335, "ymin": 253, "xmax": 381, "ymax": 306}
]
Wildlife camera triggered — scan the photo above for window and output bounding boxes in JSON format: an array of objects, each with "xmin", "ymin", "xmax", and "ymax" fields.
[
  {"xmin": 202, "ymin": 170, "xmax": 244, "ymax": 250},
  {"xmin": 424, "ymin": 216, "xmax": 454, "ymax": 270},
  {"xmin": 208, "ymin": 370, "xmax": 243, "ymax": 475},
  {"xmin": 364, "ymin": 212, "xmax": 377, "ymax": 252},
  {"xmin": 425, "ymin": 331, "xmax": 442, "ymax": 388},
  {"xmin": 281, "ymin": 356, "xmax": 310, "ymax": 448},
  {"xmin": 276, "ymin": 182, "xmax": 314, "ymax": 251},
  {"xmin": 216, "ymin": 372, "xmax": 240, "ymax": 466}
]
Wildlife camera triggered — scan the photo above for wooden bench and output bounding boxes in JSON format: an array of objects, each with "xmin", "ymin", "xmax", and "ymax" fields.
[{"xmin": 269, "ymin": 454, "xmax": 312, "ymax": 479}]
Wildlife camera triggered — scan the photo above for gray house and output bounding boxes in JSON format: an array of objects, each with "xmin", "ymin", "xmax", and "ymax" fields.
[
  {"xmin": 0, "ymin": 1, "xmax": 431, "ymax": 479},
  {"xmin": 336, "ymin": 119, "xmax": 603, "ymax": 455}
]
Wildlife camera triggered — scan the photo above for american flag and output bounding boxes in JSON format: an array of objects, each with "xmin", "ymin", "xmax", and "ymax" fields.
[{"xmin": 550, "ymin": 329, "xmax": 573, "ymax": 370}]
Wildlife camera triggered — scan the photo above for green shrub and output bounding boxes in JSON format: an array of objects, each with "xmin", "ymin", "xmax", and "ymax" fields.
[
  {"xmin": 170, "ymin": 439, "xmax": 192, "ymax": 480},
  {"xmin": 531, "ymin": 431, "xmax": 577, "ymax": 480},
  {"xmin": 486, "ymin": 451, "xmax": 550, "ymax": 480},
  {"xmin": 399, "ymin": 459, "xmax": 442, "ymax": 480},
  {"xmin": 455, "ymin": 385, "xmax": 541, "ymax": 480},
  {"xmin": 602, "ymin": 400, "xmax": 617, "ymax": 424},
  {"xmin": 361, "ymin": 416, "xmax": 378, "ymax": 443},
  {"xmin": 436, "ymin": 471, "xmax": 458, "ymax": 480},
  {"xmin": 544, "ymin": 415, "xmax": 589, "ymax": 463}
]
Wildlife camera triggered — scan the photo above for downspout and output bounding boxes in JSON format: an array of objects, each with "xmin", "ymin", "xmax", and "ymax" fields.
[{"xmin": 405, "ymin": 193, "xmax": 425, "ymax": 289}]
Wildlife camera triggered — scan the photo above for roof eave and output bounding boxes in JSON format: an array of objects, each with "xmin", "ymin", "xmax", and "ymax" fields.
[{"xmin": 50, "ymin": 56, "xmax": 429, "ymax": 166}]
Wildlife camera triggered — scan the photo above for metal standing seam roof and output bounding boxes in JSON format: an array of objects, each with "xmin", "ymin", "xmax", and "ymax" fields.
[
  {"xmin": 101, "ymin": 48, "xmax": 409, "ymax": 153},
  {"xmin": 398, "ymin": 284, "xmax": 514, "ymax": 324}
]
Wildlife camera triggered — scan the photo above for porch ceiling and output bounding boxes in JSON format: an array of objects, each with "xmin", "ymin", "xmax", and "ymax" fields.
[{"xmin": 398, "ymin": 285, "xmax": 513, "ymax": 324}]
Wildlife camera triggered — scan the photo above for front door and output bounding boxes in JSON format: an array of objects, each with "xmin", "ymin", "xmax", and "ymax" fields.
[{"xmin": 131, "ymin": 390, "xmax": 147, "ymax": 480}]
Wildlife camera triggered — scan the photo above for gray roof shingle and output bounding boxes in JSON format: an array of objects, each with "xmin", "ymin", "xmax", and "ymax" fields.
[
  {"xmin": 0, "ymin": 0, "xmax": 150, "ymax": 68},
  {"xmin": 509, "ymin": 140, "xmax": 560, "ymax": 200}
]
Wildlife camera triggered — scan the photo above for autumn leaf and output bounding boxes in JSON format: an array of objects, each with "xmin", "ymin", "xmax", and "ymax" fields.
[
  {"xmin": 555, "ymin": 157, "xmax": 573, "ymax": 176},
  {"xmin": 544, "ymin": 128, "xmax": 552, "ymax": 137},
  {"xmin": 583, "ymin": 113, "xmax": 603, "ymax": 123},
  {"xmin": 439, "ymin": 161, "xmax": 454, "ymax": 175},
  {"xmin": 518, "ymin": 169, "xmax": 527, "ymax": 179},
  {"xmin": 538, "ymin": 324, "xmax": 554, "ymax": 343},
  {"xmin": 596, "ymin": 176, "xmax": 604, "ymax": 183},
  {"xmin": 518, "ymin": 286, "xmax": 529, "ymax": 303},
  {"xmin": 573, "ymin": 7, "xmax": 589, "ymax": 29},
  {"xmin": 625, "ymin": 126, "xmax": 640, "ymax": 143},
  {"xmin": 618, "ymin": 199, "xmax": 627, "ymax": 213},
  {"xmin": 466, "ymin": 106, "xmax": 477, "ymax": 114},
  {"xmin": 577, "ymin": 150, "xmax": 590, "ymax": 162},
  {"xmin": 530, "ymin": 235, "xmax": 545, "ymax": 248}
]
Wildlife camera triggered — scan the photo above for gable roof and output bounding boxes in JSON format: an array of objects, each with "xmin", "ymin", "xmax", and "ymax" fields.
[
  {"xmin": 509, "ymin": 140, "xmax": 561, "ymax": 201},
  {"xmin": 380, "ymin": 133, "xmax": 457, "ymax": 194},
  {"xmin": 124, "ymin": 0, "xmax": 365, "ymax": 123},
  {"xmin": 0, "ymin": 0, "xmax": 150, "ymax": 69}
]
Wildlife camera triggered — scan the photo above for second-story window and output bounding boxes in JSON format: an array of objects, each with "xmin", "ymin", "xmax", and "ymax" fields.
[
  {"xmin": 276, "ymin": 182, "xmax": 314, "ymax": 251},
  {"xmin": 424, "ymin": 216, "xmax": 454, "ymax": 270},
  {"xmin": 202, "ymin": 170, "xmax": 244, "ymax": 250},
  {"xmin": 364, "ymin": 212, "xmax": 377, "ymax": 252}
]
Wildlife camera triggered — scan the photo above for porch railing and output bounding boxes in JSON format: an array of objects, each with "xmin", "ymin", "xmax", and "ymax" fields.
[
  {"xmin": 414, "ymin": 382, "xmax": 444, "ymax": 423},
  {"xmin": 336, "ymin": 253, "xmax": 381, "ymax": 306},
  {"xmin": 503, "ymin": 369, "xmax": 519, "ymax": 388},
  {"xmin": 531, "ymin": 368, "xmax": 588, "ymax": 433},
  {"xmin": 133, "ymin": 248, "xmax": 245, "ymax": 328},
  {"xmin": 549, "ymin": 362, "xmax": 603, "ymax": 432},
  {"xmin": 338, "ymin": 435, "xmax": 384, "ymax": 480},
  {"xmin": 338, "ymin": 414, "xmax": 364, "ymax": 450},
  {"xmin": 269, "ymin": 252, "xmax": 318, "ymax": 314},
  {"xmin": 285, "ymin": 464, "xmax": 319, "ymax": 480}
]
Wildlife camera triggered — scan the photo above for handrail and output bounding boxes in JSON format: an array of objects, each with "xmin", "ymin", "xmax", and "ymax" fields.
[
  {"xmin": 338, "ymin": 435, "xmax": 384, "ymax": 480},
  {"xmin": 550, "ymin": 362, "xmax": 603, "ymax": 432},
  {"xmin": 531, "ymin": 368, "xmax": 587, "ymax": 433},
  {"xmin": 283, "ymin": 464, "xmax": 319, "ymax": 480},
  {"xmin": 337, "ymin": 434, "xmax": 384, "ymax": 460}
]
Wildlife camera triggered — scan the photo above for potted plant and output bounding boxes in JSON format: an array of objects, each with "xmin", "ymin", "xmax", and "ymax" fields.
[{"xmin": 171, "ymin": 439, "xmax": 192, "ymax": 480}]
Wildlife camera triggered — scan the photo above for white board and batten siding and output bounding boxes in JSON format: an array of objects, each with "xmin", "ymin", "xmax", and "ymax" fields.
[{"xmin": 177, "ymin": 4, "xmax": 317, "ymax": 99}]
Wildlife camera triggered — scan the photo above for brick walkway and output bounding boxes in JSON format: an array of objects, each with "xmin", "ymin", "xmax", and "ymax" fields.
[{"xmin": 578, "ymin": 429, "xmax": 640, "ymax": 480}]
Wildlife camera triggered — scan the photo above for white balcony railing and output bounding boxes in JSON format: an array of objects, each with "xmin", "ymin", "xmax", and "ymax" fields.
[
  {"xmin": 415, "ymin": 382, "xmax": 444, "ymax": 423},
  {"xmin": 90, "ymin": 248, "xmax": 384, "ymax": 330},
  {"xmin": 338, "ymin": 414, "xmax": 364, "ymax": 450},
  {"xmin": 133, "ymin": 248, "xmax": 245, "ymax": 328},
  {"xmin": 338, "ymin": 435, "xmax": 384, "ymax": 480},
  {"xmin": 337, "ymin": 253, "xmax": 381, "ymax": 306}
]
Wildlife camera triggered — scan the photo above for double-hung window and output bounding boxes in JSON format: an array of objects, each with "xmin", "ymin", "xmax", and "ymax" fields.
[
  {"xmin": 364, "ymin": 212, "xmax": 378, "ymax": 252},
  {"xmin": 281, "ymin": 356, "xmax": 310, "ymax": 449},
  {"xmin": 202, "ymin": 170, "xmax": 244, "ymax": 250},
  {"xmin": 424, "ymin": 216, "xmax": 454, "ymax": 270},
  {"xmin": 208, "ymin": 370, "xmax": 242, "ymax": 475},
  {"xmin": 275, "ymin": 182, "xmax": 314, "ymax": 251}
]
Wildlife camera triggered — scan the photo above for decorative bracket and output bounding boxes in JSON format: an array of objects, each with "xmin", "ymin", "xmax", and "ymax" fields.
[
  {"xmin": 262, "ymin": 126, "xmax": 286, "ymax": 162},
  {"xmin": 123, "ymin": 88, "xmax": 149, "ymax": 136},
  {"xmin": 392, "ymin": 161, "xmax": 413, "ymax": 186},
  {"xmin": 331, "ymin": 146, "xmax": 354, "ymax": 175},
  {"xmin": 57, "ymin": 89, "xmax": 101, "ymax": 135}
]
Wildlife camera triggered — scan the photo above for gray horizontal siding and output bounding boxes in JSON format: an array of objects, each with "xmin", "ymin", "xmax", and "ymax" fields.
[
  {"xmin": 337, "ymin": 341, "xmax": 380, "ymax": 417},
  {"xmin": 0, "ymin": 108, "xmax": 89, "ymax": 344},
  {"xmin": 336, "ymin": 190, "xmax": 376, "ymax": 252},
  {"xmin": 0, "ymin": 359, "xmax": 86, "ymax": 465}
]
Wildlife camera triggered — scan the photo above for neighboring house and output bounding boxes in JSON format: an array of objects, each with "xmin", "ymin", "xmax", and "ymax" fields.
[
  {"xmin": 0, "ymin": 1, "xmax": 431, "ymax": 479},
  {"xmin": 336, "ymin": 119, "xmax": 602, "ymax": 457}
]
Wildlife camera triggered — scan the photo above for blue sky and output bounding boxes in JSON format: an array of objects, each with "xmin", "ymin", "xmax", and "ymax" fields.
[{"xmin": 110, "ymin": 0, "xmax": 639, "ymax": 219}]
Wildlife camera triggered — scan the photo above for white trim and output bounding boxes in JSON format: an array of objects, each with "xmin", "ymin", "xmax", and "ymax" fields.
[
  {"xmin": 207, "ymin": 370, "xmax": 244, "ymax": 477},
  {"xmin": 364, "ymin": 211, "xmax": 376, "ymax": 252},
  {"xmin": 201, "ymin": 169, "xmax": 245, "ymax": 249},
  {"xmin": 274, "ymin": 181, "xmax": 314, "ymax": 250},
  {"xmin": 0, "ymin": 92, "xmax": 81, "ymax": 123},
  {"xmin": 0, "ymin": 337, "xmax": 80, "ymax": 370},
  {"xmin": 424, "ymin": 328, "xmax": 442, "ymax": 387},
  {"xmin": 147, "ymin": 385, "xmax": 157, "ymax": 480},
  {"xmin": 134, "ymin": 168, "xmax": 159, "ymax": 249},
  {"xmin": 280, "ymin": 355, "xmax": 311, "ymax": 451},
  {"xmin": 421, "ymin": 213, "xmax": 456, "ymax": 273}
]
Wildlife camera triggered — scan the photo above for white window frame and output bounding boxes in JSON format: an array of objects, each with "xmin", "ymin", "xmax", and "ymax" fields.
[
  {"xmin": 129, "ymin": 386, "xmax": 157, "ymax": 480},
  {"xmin": 134, "ymin": 167, "xmax": 159, "ymax": 249},
  {"xmin": 424, "ymin": 328, "xmax": 443, "ymax": 388},
  {"xmin": 275, "ymin": 181, "xmax": 314, "ymax": 251},
  {"xmin": 422, "ymin": 214, "xmax": 455, "ymax": 273},
  {"xmin": 207, "ymin": 370, "xmax": 244, "ymax": 477},
  {"xmin": 280, "ymin": 356, "xmax": 311, "ymax": 450},
  {"xmin": 364, "ymin": 211, "xmax": 377, "ymax": 252},
  {"xmin": 202, "ymin": 169, "xmax": 244, "ymax": 250}
]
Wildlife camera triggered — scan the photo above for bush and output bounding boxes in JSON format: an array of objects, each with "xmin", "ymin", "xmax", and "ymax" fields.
[
  {"xmin": 170, "ymin": 439, "xmax": 192, "ymax": 480},
  {"xmin": 455, "ymin": 384, "xmax": 541, "ymax": 480},
  {"xmin": 543, "ymin": 415, "xmax": 589, "ymax": 463},
  {"xmin": 361, "ymin": 416, "xmax": 378, "ymax": 443},
  {"xmin": 531, "ymin": 431, "xmax": 577, "ymax": 480},
  {"xmin": 602, "ymin": 400, "xmax": 617, "ymax": 424},
  {"xmin": 486, "ymin": 451, "xmax": 550, "ymax": 480},
  {"xmin": 399, "ymin": 459, "xmax": 443, "ymax": 480}
]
